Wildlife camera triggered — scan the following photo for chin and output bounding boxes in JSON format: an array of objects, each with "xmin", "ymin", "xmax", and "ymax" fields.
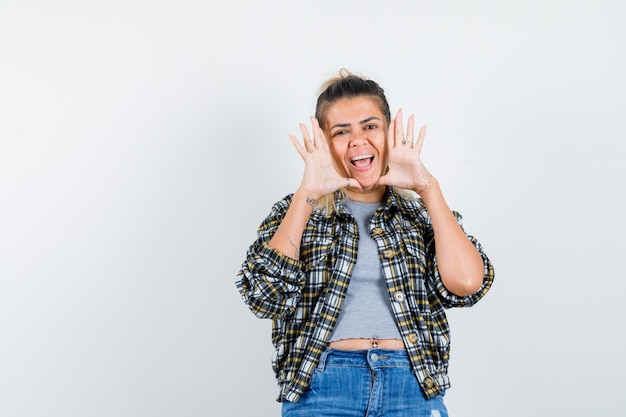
[{"xmin": 360, "ymin": 182, "xmax": 384, "ymax": 192}]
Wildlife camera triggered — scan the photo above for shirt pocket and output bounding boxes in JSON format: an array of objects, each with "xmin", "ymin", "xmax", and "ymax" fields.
[
  {"xmin": 300, "ymin": 234, "xmax": 334, "ymax": 273},
  {"xmin": 401, "ymin": 226, "xmax": 427, "ymax": 261},
  {"xmin": 401, "ymin": 231, "xmax": 428, "ymax": 289}
]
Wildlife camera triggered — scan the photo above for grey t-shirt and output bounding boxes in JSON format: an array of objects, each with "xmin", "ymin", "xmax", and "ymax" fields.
[{"xmin": 328, "ymin": 199, "xmax": 403, "ymax": 342}]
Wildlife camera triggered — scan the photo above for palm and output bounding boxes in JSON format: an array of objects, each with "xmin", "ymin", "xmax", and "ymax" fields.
[
  {"xmin": 289, "ymin": 117, "xmax": 361, "ymax": 199},
  {"xmin": 378, "ymin": 110, "xmax": 431, "ymax": 191}
]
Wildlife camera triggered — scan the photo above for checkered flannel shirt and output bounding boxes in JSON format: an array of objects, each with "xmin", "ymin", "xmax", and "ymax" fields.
[{"xmin": 236, "ymin": 188, "xmax": 494, "ymax": 402}]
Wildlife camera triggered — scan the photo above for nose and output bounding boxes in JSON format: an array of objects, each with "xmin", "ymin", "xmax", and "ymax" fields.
[{"xmin": 349, "ymin": 130, "xmax": 368, "ymax": 146}]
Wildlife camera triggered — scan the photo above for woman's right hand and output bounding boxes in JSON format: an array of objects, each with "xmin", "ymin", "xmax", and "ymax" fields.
[{"xmin": 289, "ymin": 116, "xmax": 362, "ymax": 200}]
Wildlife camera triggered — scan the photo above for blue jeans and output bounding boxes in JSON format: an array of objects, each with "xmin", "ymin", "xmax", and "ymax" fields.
[{"xmin": 282, "ymin": 348, "xmax": 448, "ymax": 417}]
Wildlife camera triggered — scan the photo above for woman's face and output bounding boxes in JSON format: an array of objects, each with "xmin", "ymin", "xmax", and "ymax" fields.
[{"xmin": 324, "ymin": 96, "xmax": 388, "ymax": 201}]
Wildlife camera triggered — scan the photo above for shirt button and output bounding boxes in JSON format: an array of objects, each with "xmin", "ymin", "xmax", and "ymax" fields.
[
  {"xmin": 383, "ymin": 249, "xmax": 394, "ymax": 259},
  {"xmin": 371, "ymin": 227, "xmax": 383, "ymax": 236},
  {"xmin": 393, "ymin": 291, "xmax": 405, "ymax": 303},
  {"xmin": 407, "ymin": 333, "xmax": 418, "ymax": 344},
  {"xmin": 424, "ymin": 377, "xmax": 434, "ymax": 389}
]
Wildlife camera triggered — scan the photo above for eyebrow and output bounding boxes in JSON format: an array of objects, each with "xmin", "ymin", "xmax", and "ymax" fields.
[{"xmin": 329, "ymin": 117, "xmax": 382, "ymax": 131}]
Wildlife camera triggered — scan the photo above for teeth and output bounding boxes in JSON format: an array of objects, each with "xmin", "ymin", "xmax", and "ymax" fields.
[{"xmin": 351, "ymin": 155, "xmax": 373, "ymax": 161}]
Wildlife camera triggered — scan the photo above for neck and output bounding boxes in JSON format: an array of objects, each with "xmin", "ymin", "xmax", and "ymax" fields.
[{"xmin": 347, "ymin": 185, "xmax": 386, "ymax": 203}]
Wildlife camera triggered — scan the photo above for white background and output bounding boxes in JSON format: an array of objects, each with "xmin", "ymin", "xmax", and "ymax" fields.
[{"xmin": 1, "ymin": 1, "xmax": 625, "ymax": 416}]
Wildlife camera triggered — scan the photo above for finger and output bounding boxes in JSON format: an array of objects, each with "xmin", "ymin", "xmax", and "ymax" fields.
[
  {"xmin": 395, "ymin": 109, "xmax": 405, "ymax": 145},
  {"xmin": 414, "ymin": 124, "xmax": 427, "ymax": 153},
  {"xmin": 346, "ymin": 177, "xmax": 363, "ymax": 191},
  {"xmin": 386, "ymin": 118, "xmax": 397, "ymax": 149},
  {"xmin": 406, "ymin": 114, "xmax": 415, "ymax": 146},
  {"xmin": 310, "ymin": 116, "xmax": 326, "ymax": 150},
  {"xmin": 288, "ymin": 134, "xmax": 308, "ymax": 159},
  {"xmin": 299, "ymin": 123, "xmax": 314, "ymax": 152}
]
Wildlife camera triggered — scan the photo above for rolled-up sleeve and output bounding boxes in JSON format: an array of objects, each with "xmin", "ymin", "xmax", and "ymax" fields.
[
  {"xmin": 427, "ymin": 212, "xmax": 495, "ymax": 308},
  {"xmin": 235, "ymin": 195, "xmax": 307, "ymax": 319},
  {"xmin": 236, "ymin": 241, "xmax": 305, "ymax": 319}
]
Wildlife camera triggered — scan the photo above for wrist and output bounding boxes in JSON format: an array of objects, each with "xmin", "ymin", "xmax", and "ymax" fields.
[
  {"xmin": 293, "ymin": 188, "xmax": 318, "ymax": 208},
  {"xmin": 414, "ymin": 174, "xmax": 434, "ymax": 195}
]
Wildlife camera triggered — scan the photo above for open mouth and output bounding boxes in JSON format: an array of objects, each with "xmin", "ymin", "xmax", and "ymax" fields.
[{"xmin": 350, "ymin": 154, "xmax": 374, "ymax": 168}]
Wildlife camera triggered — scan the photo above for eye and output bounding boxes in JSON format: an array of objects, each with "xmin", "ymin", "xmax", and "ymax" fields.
[
  {"xmin": 365, "ymin": 124, "xmax": 378, "ymax": 130},
  {"xmin": 331, "ymin": 129, "xmax": 349, "ymax": 137}
]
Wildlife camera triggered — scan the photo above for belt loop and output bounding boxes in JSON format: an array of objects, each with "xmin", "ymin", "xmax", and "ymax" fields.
[{"xmin": 317, "ymin": 348, "xmax": 331, "ymax": 371}]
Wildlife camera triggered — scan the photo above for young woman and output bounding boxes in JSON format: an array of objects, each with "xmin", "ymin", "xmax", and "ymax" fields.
[{"xmin": 236, "ymin": 69, "xmax": 495, "ymax": 417}]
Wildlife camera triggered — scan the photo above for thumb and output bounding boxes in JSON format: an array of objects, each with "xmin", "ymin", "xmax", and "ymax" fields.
[{"xmin": 346, "ymin": 177, "xmax": 363, "ymax": 191}]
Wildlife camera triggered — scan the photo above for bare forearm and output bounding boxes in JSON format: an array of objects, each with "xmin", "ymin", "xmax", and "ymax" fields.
[
  {"xmin": 416, "ymin": 178, "xmax": 485, "ymax": 296},
  {"xmin": 268, "ymin": 189, "xmax": 316, "ymax": 259}
]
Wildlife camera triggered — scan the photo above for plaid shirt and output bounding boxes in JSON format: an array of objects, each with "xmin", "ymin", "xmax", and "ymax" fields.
[{"xmin": 236, "ymin": 188, "xmax": 494, "ymax": 402}]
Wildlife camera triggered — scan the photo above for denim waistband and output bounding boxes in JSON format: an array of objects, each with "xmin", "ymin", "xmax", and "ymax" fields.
[{"xmin": 317, "ymin": 348, "xmax": 411, "ymax": 371}]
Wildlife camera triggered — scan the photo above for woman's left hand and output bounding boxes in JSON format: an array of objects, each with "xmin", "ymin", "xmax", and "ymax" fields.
[{"xmin": 377, "ymin": 109, "xmax": 432, "ymax": 194}]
